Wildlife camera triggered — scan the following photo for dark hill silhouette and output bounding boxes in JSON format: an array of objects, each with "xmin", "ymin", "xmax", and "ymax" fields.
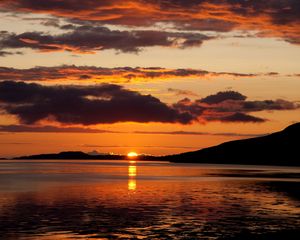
[
  {"xmin": 164, "ymin": 123, "xmax": 300, "ymax": 166},
  {"xmin": 14, "ymin": 151, "xmax": 127, "ymax": 160},
  {"xmin": 13, "ymin": 151, "xmax": 160, "ymax": 161}
]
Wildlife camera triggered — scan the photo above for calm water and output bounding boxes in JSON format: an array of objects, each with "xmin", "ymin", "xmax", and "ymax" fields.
[{"xmin": 0, "ymin": 160, "xmax": 299, "ymax": 240}]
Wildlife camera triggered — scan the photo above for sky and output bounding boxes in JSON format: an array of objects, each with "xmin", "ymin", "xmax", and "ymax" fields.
[{"xmin": 0, "ymin": 0, "xmax": 299, "ymax": 158}]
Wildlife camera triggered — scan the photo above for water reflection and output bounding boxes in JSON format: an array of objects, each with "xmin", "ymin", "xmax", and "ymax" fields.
[
  {"xmin": 128, "ymin": 160, "xmax": 137, "ymax": 191},
  {"xmin": 0, "ymin": 160, "xmax": 299, "ymax": 240}
]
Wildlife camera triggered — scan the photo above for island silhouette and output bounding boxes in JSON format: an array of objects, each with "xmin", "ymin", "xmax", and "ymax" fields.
[{"xmin": 11, "ymin": 122, "xmax": 299, "ymax": 166}]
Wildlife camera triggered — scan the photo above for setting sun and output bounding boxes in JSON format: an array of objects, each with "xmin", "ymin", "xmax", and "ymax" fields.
[{"xmin": 127, "ymin": 152, "xmax": 138, "ymax": 158}]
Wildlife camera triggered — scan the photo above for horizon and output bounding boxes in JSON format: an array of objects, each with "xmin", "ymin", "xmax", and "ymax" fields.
[
  {"xmin": 0, "ymin": 0, "xmax": 300, "ymax": 158},
  {"xmin": 2, "ymin": 121, "xmax": 299, "ymax": 160}
]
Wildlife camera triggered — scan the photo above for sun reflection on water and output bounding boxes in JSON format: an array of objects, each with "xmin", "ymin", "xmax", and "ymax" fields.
[{"xmin": 128, "ymin": 161, "xmax": 137, "ymax": 191}]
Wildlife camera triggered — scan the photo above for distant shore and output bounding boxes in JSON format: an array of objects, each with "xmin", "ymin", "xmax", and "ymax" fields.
[{"xmin": 2, "ymin": 122, "xmax": 299, "ymax": 167}]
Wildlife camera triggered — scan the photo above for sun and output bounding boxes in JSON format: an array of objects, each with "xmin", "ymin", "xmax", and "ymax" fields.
[{"xmin": 127, "ymin": 151, "xmax": 138, "ymax": 158}]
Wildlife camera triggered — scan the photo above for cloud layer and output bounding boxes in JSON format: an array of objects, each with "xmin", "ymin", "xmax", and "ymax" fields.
[
  {"xmin": 0, "ymin": 124, "xmax": 118, "ymax": 133},
  {"xmin": 0, "ymin": 26, "xmax": 213, "ymax": 54},
  {"xmin": 0, "ymin": 124, "xmax": 262, "ymax": 138},
  {"xmin": 0, "ymin": 81, "xmax": 192, "ymax": 125},
  {"xmin": 173, "ymin": 91, "xmax": 299, "ymax": 123},
  {"xmin": 0, "ymin": 0, "xmax": 299, "ymax": 45},
  {"xmin": 0, "ymin": 65, "xmax": 260, "ymax": 82},
  {"xmin": 0, "ymin": 81, "xmax": 298, "ymax": 125}
]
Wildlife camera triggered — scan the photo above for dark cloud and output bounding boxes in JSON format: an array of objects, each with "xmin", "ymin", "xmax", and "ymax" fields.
[
  {"xmin": 242, "ymin": 100, "xmax": 299, "ymax": 112},
  {"xmin": 0, "ymin": 0, "xmax": 299, "ymax": 44},
  {"xmin": 0, "ymin": 65, "xmax": 260, "ymax": 82},
  {"xmin": 0, "ymin": 50, "xmax": 13, "ymax": 57},
  {"xmin": 264, "ymin": 72, "xmax": 279, "ymax": 76},
  {"xmin": 217, "ymin": 112, "xmax": 265, "ymax": 123},
  {"xmin": 0, "ymin": 50, "xmax": 22, "ymax": 57},
  {"xmin": 0, "ymin": 81, "xmax": 193, "ymax": 125},
  {"xmin": 168, "ymin": 88, "xmax": 199, "ymax": 97},
  {"xmin": 0, "ymin": 82, "xmax": 298, "ymax": 125},
  {"xmin": 0, "ymin": 26, "xmax": 213, "ymax": 54},
  {"xmin": 199, "ymin": 91, "xmax": 246, "ymax": 104},
  {"xmin": 173, "ymin": 98, "xmax": 206, "ymax": 116},
  {"xmin": 172, "ymin": 91, "xmax": 299, "ymax": 123}
]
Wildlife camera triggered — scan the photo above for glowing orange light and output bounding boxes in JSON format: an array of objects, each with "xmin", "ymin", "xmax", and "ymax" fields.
[
  {"xmin": 128, "ymin": 165, "xmax": 136, "ymax": 177},
  {"xmin": 128, "ymin": 179, "xmax": 136, "ymax": 191},
  {"xmin": 128, "ymin": 159, "xmax": 137, "ymax": 191},
  {"xmin": 127, "ymin": 152, "xmax": 138, "ymax": 158}
]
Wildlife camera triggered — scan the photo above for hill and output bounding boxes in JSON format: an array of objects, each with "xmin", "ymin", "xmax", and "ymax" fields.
[
  {"xmin": 14, "ymin": 151, "xmax": 125, "ymax": 160},
  {"xmin": 13, "ymin": 151, "xmax": 161, "ymax": 161},
  {"xmin": 164, "ymin": 123, "xmax": 300, "ymax": 166}
]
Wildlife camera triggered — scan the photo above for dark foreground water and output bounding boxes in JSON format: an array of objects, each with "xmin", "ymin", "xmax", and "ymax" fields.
[{"xmin": 0, "ymin": 160, "xmax": 299, "ymax": 240}]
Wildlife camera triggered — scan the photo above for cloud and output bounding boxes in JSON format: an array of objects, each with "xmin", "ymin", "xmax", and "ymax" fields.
[
  {"xmin": 133, "ymin": 130, "xmax": 262, "ymax": 137},
  {"xmin": 172, "ymin": 91, "xmax": 299, "ymax": 123},
  {"xmin": 0, "ymin": 124, "xmax": 264, "ymax": 138},
  {"xmin": 22, "ymin": 17, "xmax": 61, "ymax": 27},
  {"xmin": 0, "ymin": 125, "xmax": 119, "ymax": 133},
  {"xmin": 0, "ymin": 0, "xmax": 299, "ymax": 44},
  {"xmin": 242, "ymin": 99, "xmax": 299, "ymax": 111},
  {"xmin": 0, "ymin": 50, "xmax": 13, "ymax": 57},
  {"xmin": 0, "ymin": 65, "xmax": 261, "ymax": 83},
  {"xmin": 0, "ymin": 82, "xmax": 298, "ymax": 125},
  {"xmin": 0, "ymin": 26, "xmax": 213, "ymax": 54},
  {"xmin": 287, "ymin": 73, "xmax": 300, "ymax": 77},
  {"xmin": 199, "ymin": 91, "xmax": 246, "ymax": 104},
  {"xmin": 0, "ymin": 50, "xmax": 22, "ymax": 57},
  {"xmin": 168, "ymin": 88, "xmax": 199, "ymax": 97},
  {"xmin": 217, "ymin": 112, "xmax": 265, "ymax": 123},
  {"xmin": 0, "ymin": 81, "xmax": 193, "ymax": 125}
]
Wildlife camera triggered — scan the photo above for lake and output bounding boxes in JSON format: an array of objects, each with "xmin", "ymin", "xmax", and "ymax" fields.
[{"xmin": 0, "ymin": 160, "xmax": 299, "ymax": 239}]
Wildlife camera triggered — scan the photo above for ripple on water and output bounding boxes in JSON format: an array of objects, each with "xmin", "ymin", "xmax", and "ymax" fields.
[{"xmin": 0, "ymin": 161, "xmax": 299, "ymax": 239}]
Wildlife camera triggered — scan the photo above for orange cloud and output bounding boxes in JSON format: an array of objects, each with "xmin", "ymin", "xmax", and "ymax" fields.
[
  {"xmin": 0, "ymin": 81, "xmax": 298, "ymax": 125},
  {"xmin": 0, "ymin": 0, "xmax": 299, "ymax": 44},
  {"xmin": 0, "ymin": 65, "xmax": 265, "ymax": 83}
]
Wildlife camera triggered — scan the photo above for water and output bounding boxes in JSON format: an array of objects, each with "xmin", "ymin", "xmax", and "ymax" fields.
[{"xmin": 0, "ymin": 160, "xmax": 299, "ymax": 240}]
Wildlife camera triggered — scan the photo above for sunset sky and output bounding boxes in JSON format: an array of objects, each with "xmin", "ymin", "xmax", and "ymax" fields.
[{"xmin": 0, "ymin": 0, "xmax": 299, "ymax": 158}]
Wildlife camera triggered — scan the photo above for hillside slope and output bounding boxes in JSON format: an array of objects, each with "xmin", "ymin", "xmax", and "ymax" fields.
[{"xmin": 165, "ymin": 123, "xmax": 300, "ymax": 166}]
